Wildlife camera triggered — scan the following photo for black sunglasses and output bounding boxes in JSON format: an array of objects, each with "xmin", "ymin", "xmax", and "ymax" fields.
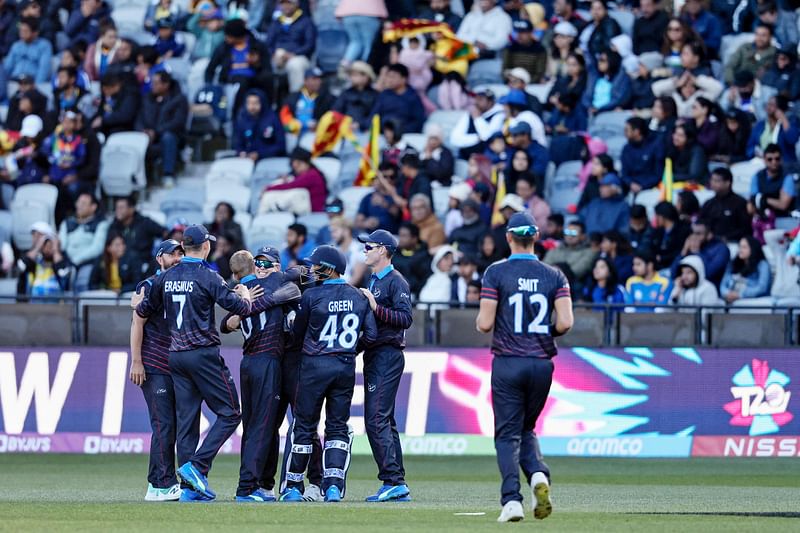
[{"xmin": 254, "ymin": 258, "xmax": 277, "ymax": 269}]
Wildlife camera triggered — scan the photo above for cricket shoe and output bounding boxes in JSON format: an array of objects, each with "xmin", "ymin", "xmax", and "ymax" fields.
[
  {"xmin": 324, "ymin": 486, "xmax": 342, "ymax": 502},
  {"xmin": 497, "ymin": 500, "xmax": 524, "ymax": 523},
  {"xmin": 179, "ymin": 489, "xmax": 214, "ymax": 502},
  {"xmin": 236, "ymin": 488, "xmax": 276, "ymax": 502},
  {"xmin": 279, "ymin": 487, "xmax": 304, "ymax": 502},
  {"xmin": 531, "ymin": 472, "xmax": 552, "ymax": 520},
  {"xmin": 145, "ymin": 483, "xmax": 181, "ymax": 502},
  {"xmin": 302, "ymin": 484, "xmax": 323, "ymax": 502},
  {"xmin": 365, "ymin": 484, "xmax": 411, "ymax": 502},
  {"xmin": 176, "ymin": 462, "xmax": 216, "ymax": 500}
]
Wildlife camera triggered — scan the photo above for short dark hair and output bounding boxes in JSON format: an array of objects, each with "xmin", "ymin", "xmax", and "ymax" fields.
[
  {"xmin": 693, "ymin": 218, "xmax": 712, "ymax": 231},
  {"xmin": 654, "ymin": 201, "xmax": 679, "ymax": 222},
  {"xmin": 548, "ymin": 213, "xmax": 565, "ymax": 226},
  {"xmin": 711, "ymin": 167, "xmax": 732, "ymax": 182},
  {"xmin": 399, "ymin": 222, "xmax": 420, "ymax": 239},
  {"xmin": 557, "ymin": 93, "xmax": 579, "ymax": 109},
  {"xmin": 467, "ymin": 279, "xmax": 482, "ymax": 291},
  {"xmin": 20, "ymin": 16, "xmax": 39, "ymax": 32},
  {"xmin": 387, "ymin": 63, "xmax": 409, "ymax": 78},
  {"xmin": 626, "ymin": 116, "xmax": 649, "ymax": 136},
  {"xmin": 756, "ymin": 22, "xmax": 774, "ymax": 35},
  {"xmin": 510, "ymin": 233, "xmax": 535, "ymax": 247},
  {"xmin": 57, "ymin": 66, "xmax": 77, "ymax": 79},
  {"xmin": 775, "ymin": 94, "xmax": 790, "ymax": 112},
  {"xmin": 115, "ymin": 195, "xmax": 136, "ymax": 208},
  {"xmin": 630, "ymin": 204, "xmax": 647, "ymax": 219},
  {"xmin": 153, "ymin": 70, "xmax": 173, "ymax": 86},
  {"xmin": 567, "ymin": 220, "xmax": 585, "ymax": 232},
  {"xmin": 634, "ymin": 250, "xmax": 655, "ymax": 265},
  {"xmin": 764, "ymin": 143, "xmax": 782, "ymax": 156},
  {"xmin": 137, "ymin": 45, "xmax": 158, "ymax": 66},
  {"xmin": 288, "ymin": 223, "xmax": 307, "ymax": 238},
  {"xmin": 100, "ymin": 72, "xmax": 122, "ymax": 87},
  {"xmin": 78, "ymin": 191, "xmax": 99, "ymax": 206}
]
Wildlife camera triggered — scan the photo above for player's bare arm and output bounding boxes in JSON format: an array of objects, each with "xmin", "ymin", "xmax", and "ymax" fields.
[
  {"xmin": 476, "ymin": 298, "xmax": 498, "ymax": 333},
  {"xmin": 552, "ymin": 297, "xmax": 574, "ymax": 337},
  {"xmin": 129, "ymin": 312, "xmax": 147, "ymax": 386}
]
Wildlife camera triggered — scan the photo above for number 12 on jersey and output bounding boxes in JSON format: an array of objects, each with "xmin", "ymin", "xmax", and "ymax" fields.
[{"xmin": 508, "ymin": 293, "xmax": 549, "ymax": 334}]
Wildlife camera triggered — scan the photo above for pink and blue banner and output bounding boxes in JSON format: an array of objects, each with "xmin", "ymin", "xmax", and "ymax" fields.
[{"xmin": 0, "ymin": 347, "xmax": 797, "ymax": 457}]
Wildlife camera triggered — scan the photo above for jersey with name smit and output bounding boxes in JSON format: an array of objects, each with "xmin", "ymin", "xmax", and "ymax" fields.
[
  {"xmin": 480, "ymin": 255, "xmax": 571, "ymax": 358},
  {"xmin": 137, "ymin": 274, "xmax": 171, "ymax": 375},
  {"xmin": 136, "ymin": 259, "xmax": 252, "ymax": 352},
  {"xmin": 237, "ymin": 274, "xmax": 289, "ymax": 357},
  {"xmin": 293, "ymin": 280, "xmax": 378, "ymax": 358}
]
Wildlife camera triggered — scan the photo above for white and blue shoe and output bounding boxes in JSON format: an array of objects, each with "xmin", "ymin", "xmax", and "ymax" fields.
[
  {"xmin": 279, "ymin": 487, "xmax": 304, "ymax": 502},
  {"xmin": 236, "ymin": 488, "xmax": 276, "ymax": 503},
  {"xmin": 365, "ymin": 484, "xmax": 411, "ymax": 502},
  {"xmin": 179, "ymin": 488, "xmax": 214, "ymax": 502},
  {"xmin": 324, "ymin": 486, "xmax": 342, "ymax": 502},
  {"xmin": 176, "ymin": 462, "xmax": 216, "ymax": 500},
  {"xmin": 144, "ymin": 483, "xmax": 181, "ymax": 501}
]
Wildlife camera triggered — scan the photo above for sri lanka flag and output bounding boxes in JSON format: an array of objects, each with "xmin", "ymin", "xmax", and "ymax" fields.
[
  {"xmin": 311, "ymin": 111, "xmax": 354, "ymax": 158},
  {"xmin": 353, "ymin": 114, "xmax": 381, "ymax": 187}
]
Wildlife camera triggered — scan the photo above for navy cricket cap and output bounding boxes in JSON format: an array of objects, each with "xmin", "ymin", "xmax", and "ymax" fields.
[
  {"xmin": 182, "ymin": 224, "xmax": 217, "ymax": 246},
  {"xmin": 155, "ymin": 239, "xmax": 181, "ymax": 257},
  {"xmin": 305, "ymin": 245, "xmax": 346, "ymax": 274},
  {"xmin": 506, "ymin": 212, "xmax": 539, "ymax": 237},
  {"xmin": 254, "ymin": 245, "xmax": 281, "ymax": 263},
  {"xmin": 357, "ymin": 229, "xmax": 398, "ymax": 251}
]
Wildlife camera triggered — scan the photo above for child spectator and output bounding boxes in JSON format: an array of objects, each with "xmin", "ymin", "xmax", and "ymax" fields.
[
  {"xmin": 187, "ymin": 6, "xmax": 225, "ymax": 60},
  {"xmin": 154, "ymin": 16, "xmax": 186, "ymax": 59}
]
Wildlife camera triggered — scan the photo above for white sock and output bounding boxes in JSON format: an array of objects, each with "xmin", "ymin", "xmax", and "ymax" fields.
[{"xmin": 531, "ymin": 472, "xmax": 549, "ymax": 486}]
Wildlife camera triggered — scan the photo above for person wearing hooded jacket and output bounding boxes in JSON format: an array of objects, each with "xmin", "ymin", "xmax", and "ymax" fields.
[
  {"xmin": 136, "ymin": 70, "xmax": 188, "ymax": 182},
  {"xmin": 669, "ymin": 254, "xmax": 722, "ymax": 307},
  {"xmin": 64, "ymin": 0, "xmax": 112, "ymax": 48},
  {"xmin": 418, "ymin": 245, "xmax": 456, "ymax": 310},
  {"xmin": 580, "ymin": 173, "xmax": 630, "ymax": 236},
  {"xmin": 233, "ymin": 89, "xmax": 286, "ymax": 161}
]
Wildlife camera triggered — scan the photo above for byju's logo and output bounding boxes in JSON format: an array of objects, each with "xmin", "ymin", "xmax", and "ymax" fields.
[{"xmin": 724, "ymin": 359, "xmax": 793, "ymax": 436}]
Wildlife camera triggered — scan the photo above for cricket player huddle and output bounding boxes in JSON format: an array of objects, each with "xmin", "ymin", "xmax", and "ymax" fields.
[{"xmin": 129, "ymin": 210, "xmax": 573, "ymax": 523}]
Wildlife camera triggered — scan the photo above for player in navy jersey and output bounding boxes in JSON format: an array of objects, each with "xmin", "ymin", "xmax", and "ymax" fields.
[
  {"xmin": 220, "ymin": 250, "xmax": 301, "ymax": 502},
  {"xmin": 129, "ymin": 239, "xmax": 184, "ymax": 502},
  {"xmin": 249, "ymin": 246, "xmax": 324, "ymax": 502},
  {"xmin": 358, "ymin": 229, "xmax": 413, "ymax": 503},
  {"xmin": 476, "ymin": 212, "xmax": 574, "ymax": 523},
  {"xmin": 135, "ymin": 225, "xmax": 257, "ymax": 502},
  {"xmin": 281, "ymin": 245, "xmax": 378, "ymax": 503}
]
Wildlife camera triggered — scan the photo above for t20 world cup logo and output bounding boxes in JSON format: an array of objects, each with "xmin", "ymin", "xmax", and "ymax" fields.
[{"xmin": 724, "ymin": 358, "xmax": 793, "ymax": 436}]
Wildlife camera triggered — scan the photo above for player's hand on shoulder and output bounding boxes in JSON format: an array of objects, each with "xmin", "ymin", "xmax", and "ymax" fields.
[
  {"xmin": 360, "ymin": 287, "xmax": 377, "ymax": 310},
  {"xmin": 234, "ymin": 283, "xmax": 252, "ymax": 301},
  {"xmin": 249, "ymin": 284, "xmax": 265, "ymax": 300},
  {"xmin": 130, "ymin": 288, "xmax": 145, "ymax": 309}
]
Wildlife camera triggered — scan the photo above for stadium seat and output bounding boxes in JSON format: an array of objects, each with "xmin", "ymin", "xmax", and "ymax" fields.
[
  {"xmin": 314, "ymin": 157, "xmax": 343, "ymax": 193},
  {"xmin": 334, "ymin": 151, "xmax": 363, "ymax": 191},
  {"xmin": 121, "ymin": 30, "xmax": 154, "ymax": 46},
  {"xmin": 609, "ymin": 10, "xmax": 634, "ymax": 36},
  {"xmin": 99, "ymin": 145, "xmax": 140, "ymax": 196},
  {"xmin": 589, "ymin": 111, "xmax": 632, "ymax": 138},
  {"xmin": 694, "ymin": 188, "xmax": 715, "ymax": 207},
  {"xmin": 177, "ymin": 31, "xmax": 197, "ymax": 58},
  {"xmin": 298, "ymin": 131, "xmax": 316, "ymax": 153},
  {"xmin": 166, "ymin": 210, "xmax": 205, "ymax": 227},
  {"xmin": 206, "ymin": 157, "xmax": 255, "ymax": 187},
  {"xmin": 13, "ymin": 183, "xmax": 59, "ymax": 212},
  {"xmin": 638, "ymin": 52, "xmax": 664, "ymax": 72},
  {"xmin": 105, "ymin": 131, "xmax": 149, "ymax": 189},
  {"xmin": 316, "ymin": 29, "xmax": 349, "ymax": 74},
  {"xmin": 111, "ymin": 5, "xmax": 148, "ymax": 34},
  {"xmin": 630, "ymin": 187, "xmax": 662, "ymax": 220},
  {"xmin": 605, "ymin": 135, "xmax": 627, "ymax": 161},
  {"xmin": 187, "ymin": 58, "xmax": 210, "ymax": 100},
  {"xmin": 206, "ymin": 182, "xmax": 250, "ymax": 214},
  {"xmin": 467, "ymin": 58, "xmax": 503, "ymax": 88},
  {"xmin": 425, "ymin": 110, "xmax": 467, "ymax": 150},
  {"xmin": 337, "ymin": 186, "xmax": 373, "ymax": 223},
  {"xmin": 253, "ymin": 156, "xmax": 292, "ymax": 181},
  {"xmin": 454, "ymin": 159, "xmax": 469, "ymax": 180},
  {"xmin": 545, "ymin": 160, "xmax": 583, "ymax": 215},
  {"xmin": 297, "ymin": 212, "xmax": 329, "ymax": 238},
  {"xmin": 160, "ymin": 186, "xmax": 205, "ymax": 215},
  {"xmin": 432, "ymin": 185, "xmax": 450, "ymax": 219},
  {"xmin": 247, "ymin": 212, "xmax": 295, "ymax": 250},
  {"xmin": 401, "ymin": 133, "xmax": 427, "ymax": 153},
  {"xmin": 720, "ymin": 33, "xmax": 754, "ymax": 67},
  {"xmin": 0, "ymin": 278, "xmax": 17, "ymax": 297},
  {"xmin": 731, "ymin": 158, "xmax": 764, "ymax": 198},
  {"xmin": 139, "ymin": 208, "xmax": 166, "ymax": 227},
  {"xmin": 526, "ymin": 82, "xmax": 553, "ymax": 105},
  {"xmin": 11, "ymin": 200, "xmax": 53, "ymax": 250},
  {"xmin": 234, "ymin": 211, "xmax": 253, "ymax": 232}
]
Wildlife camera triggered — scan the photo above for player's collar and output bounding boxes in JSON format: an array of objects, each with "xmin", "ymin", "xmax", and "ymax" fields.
[
  {"xmin": 372, "ymin": 264, "xmax": 395, "ymax": 280},
  {"xmin": 240, "ymin": 274, "xmax": 257, "ymax": 284},
  {"xmin": 323, "ymin": 278, "xmax": 346, "ymax": 285},
  {"xmin": 508, "ymin": 253, "xmax": 538, "ymax": 261},
  {"xmin": 155, "ymin": 269, "xmax": 161, "ymax": 275},
  {"xmin": 181, "ymin": 257, "xmax": 203, "ymax": 263}
]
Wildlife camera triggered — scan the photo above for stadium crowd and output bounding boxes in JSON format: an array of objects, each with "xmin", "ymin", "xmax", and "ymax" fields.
[{"xmin": 2, "ymin": 0, "xmax": 800, "ymax": 310}]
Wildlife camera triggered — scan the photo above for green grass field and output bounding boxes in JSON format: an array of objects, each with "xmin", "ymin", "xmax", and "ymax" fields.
[{"xmin": 0, "ymin": 454, "xmax": 797, "ymax": 532}]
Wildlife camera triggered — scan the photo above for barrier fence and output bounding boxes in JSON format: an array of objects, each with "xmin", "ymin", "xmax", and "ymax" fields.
[
  {"xmin": 0, "ymin": 347, "xmax": 797, "ymax": 458},
  {"xmin": 0, "ymin": 296, "xmax": 798, "ymax": 347}
]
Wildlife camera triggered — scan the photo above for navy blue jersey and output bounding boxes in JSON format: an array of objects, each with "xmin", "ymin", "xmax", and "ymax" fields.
[
  {"xmin": 136, "ymin": 257, "xmax": 252, "ymax": 352},
  {"xmin": 137, "ymin": 274, "xmax": 171, "ymax": 375},
  {"xmin": 480, "ymin": 254, "xmax": 571, "ymax": 358},
  {"xmin": 366, "ymin": 265, "xmax": 413, "ymax": 349},
  {"xmin": 293, "ymin": 279, "xmax": 378, "ymax": 357},
  {"xmin": 221, "ymin": 272, "xmax": 291, "ymax": 357}
]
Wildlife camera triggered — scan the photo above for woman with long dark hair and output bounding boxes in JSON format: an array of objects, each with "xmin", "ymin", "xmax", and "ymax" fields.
[
  {"xmin": 600, "ymin": 230, "xmax": 634, "ymax": 283},
  {"xmin": 548, "ymin": 52, "xmax": 588, "ymax": 109},
  {"xmin": 691, "ymin": 96, "xmax": 721, "ymax": 155},
  {"xmin": 582, "ymin": 0, "xmax": 621, "ymax": 59},
  {"xmin": 89, "ymin": 234, "xmax": 140, "ymax": 293},
  {"xmin": 650, "ymin": 96, "xmax": 678, "ymax": 138},
  {"xmin": 578, "ymin": 153, "xmax": 615, "ymax": 210},
  {"xmin": 720, "ymin": 236, "xmax": 771, "ymax": 303},
  {"xmin": 712, "ymin": 108, "xmax": 751, "ymax": 164},
  {"xmin": 659, "ymin": 18, "xmax": 696, "ymax": 73},
  {"xmin": 666, "ymin": 122, "xmax": 707, "ymax": 184},
  {"xmin": 584, "ymin": 256, "xmax": 627, "ymax": 310},
  {"xmin": 582, "ymin": 50, "xmax": 631, "ymax": 116},
  {"xmin": 547, "ymin": 21, "xmax": 579, "ymax": 80}
]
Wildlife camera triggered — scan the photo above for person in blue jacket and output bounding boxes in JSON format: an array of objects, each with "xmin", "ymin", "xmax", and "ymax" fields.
[
  {"xmin": 720, "ymin": 236, "xmax": 772, "ymax": 304},
  {"xmin": 582, "ymin": 50, "xmax": 631, "ymax": 117},
  {"xmin": 583, "ymin": 256, "xmax": 627, "ymax": 319},
  {"xmin": 621, "ymin": 116, "xmax": 664, "ymax": 192},
  {"xmin": 370, "ymin": 63, "xmax": 425, "ymax": 134},
  {"xmin": 746, "ymin": 95, "xmax": 800, "ymax": 163},
  {"xmin": 64, "ymin": 0, "xmax": 112, "ymax": 48},
  {"xmin": 681, "ymin": 0, "xmax": 722, "ymax": 58},
  {"xmin": 233, "ymin": 89, "xmax": 286, "ymax": 161},
  {"xmin": 669, "ymin": 218, "xmax": 730, "ymax": 287},
  {"xmin": 580, "ymin": 173, "xmax": 630, "ymax": 236}
]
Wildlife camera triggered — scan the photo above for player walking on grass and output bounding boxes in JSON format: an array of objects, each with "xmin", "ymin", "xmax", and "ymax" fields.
[
  {"xmin": 476, "ymin": 212, "xmax": 574, "ymax": 523},
  {"xmin": 135, "ymin": 225, "xmax": 257, "ymax": 502},
  {"xmin": 221, "ymin": 250, "xmax": 301, "ymax": 502},
  {"xmin": 129, "ymin": 239, "xmax": 184, "ymax": 502},
  {"xmin": 358, "ymin": 230, "xmax": 413, "ymax": 502},
  {"xmin": 281, "ymin": 246, "xmax": 378, "ymax": 503}
]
